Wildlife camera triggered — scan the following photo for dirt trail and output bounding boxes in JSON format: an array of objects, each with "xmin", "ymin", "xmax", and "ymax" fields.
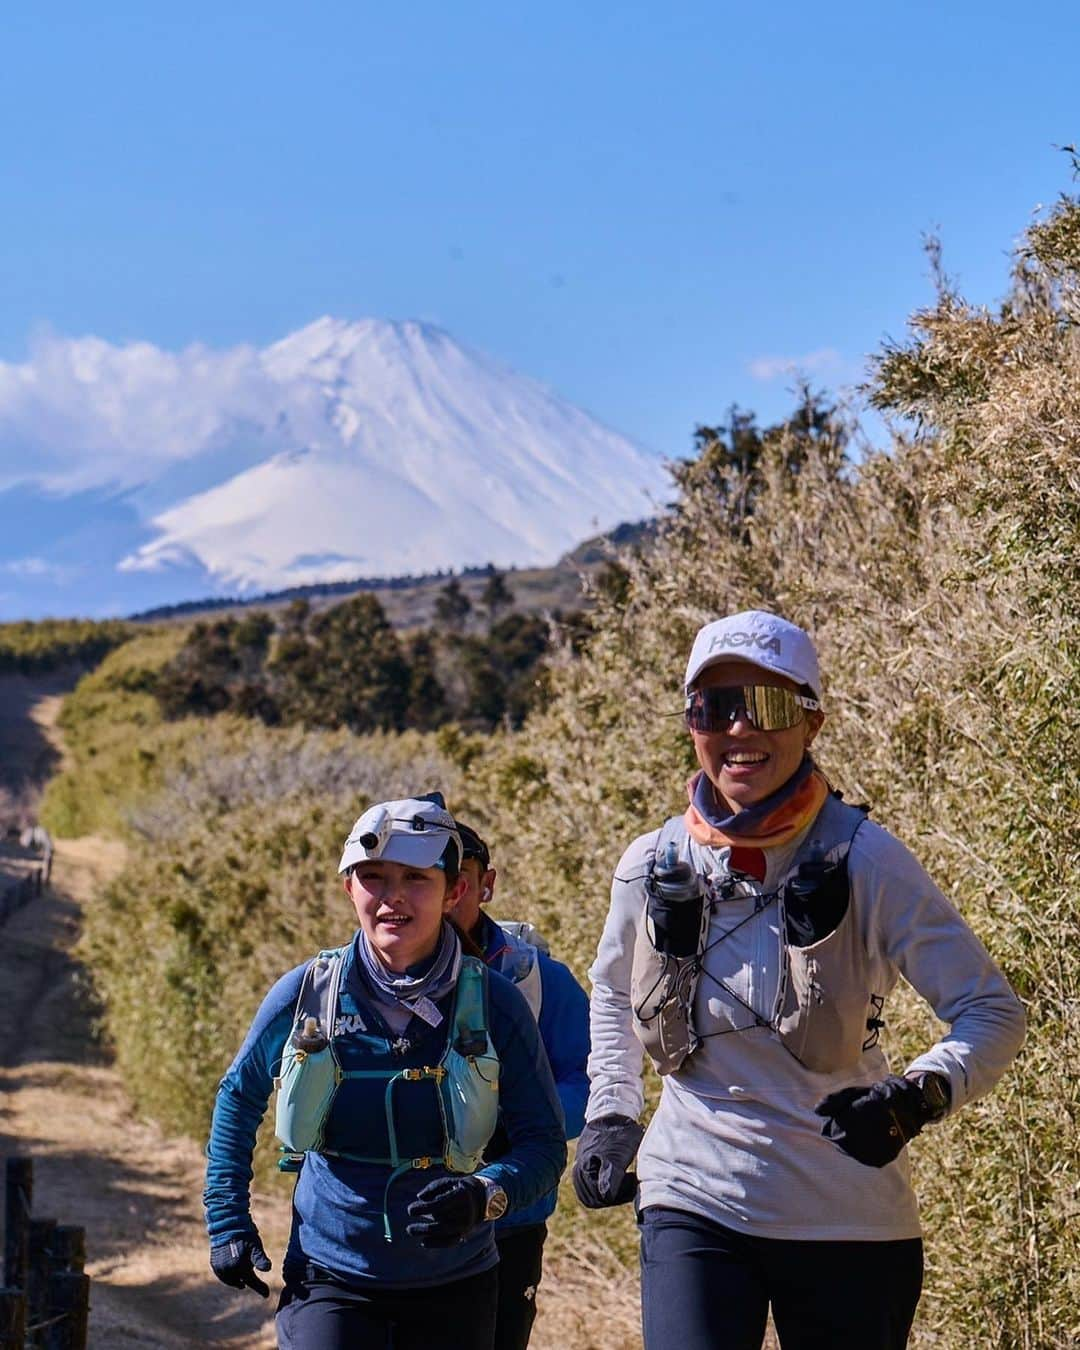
[
  {"xmin": 0, "ymin": 683, "xmax": 283, "ymax": 1347},
  {"xmin": 0, "ymin": 679, "xmax": 640, "ymax": 1350}
]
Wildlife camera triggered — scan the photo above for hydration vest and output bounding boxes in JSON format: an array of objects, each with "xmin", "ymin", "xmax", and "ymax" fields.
[
  {"xmin": 631, "ymin": 793, "xmax": 875, "ymax": 1076},
  {"xmin": 487, "ymin": 919, "xmax": 548, "ymax": 1020},
  {"xmin": 273, "ymin": 947, "xmax": 500, "ymax": 1240}
]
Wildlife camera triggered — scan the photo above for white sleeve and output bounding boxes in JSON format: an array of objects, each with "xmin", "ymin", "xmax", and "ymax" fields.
[
  {"xmin": 856, "ymin": 823, "xmax": 1026, "ymax": 1112},
  {"xmin": 584, "ymin": 832, "xmax": 657, "ymax": 1123}
]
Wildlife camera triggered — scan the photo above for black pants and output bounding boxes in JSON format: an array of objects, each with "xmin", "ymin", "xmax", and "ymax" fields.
[
  {"xmin": 639, "ymin": 1207, "xmax": 923, "ymax": 1350},
  {"xmin": 276, "ymin": 1265, "xmax": 498, "ymax": 1349},
  {"xmin": 493, "ymin": 1223, "xmax": 546, "ymax": 1350}
]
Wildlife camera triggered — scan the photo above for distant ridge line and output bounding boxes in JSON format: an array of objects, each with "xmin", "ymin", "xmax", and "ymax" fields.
[
  {"xmin": 125, "ymin": 518, "xmax": 655, "ymax": 624},
  {"xmin": 126, "ymin": 564, "xmax": 500, "ymax": 622}
]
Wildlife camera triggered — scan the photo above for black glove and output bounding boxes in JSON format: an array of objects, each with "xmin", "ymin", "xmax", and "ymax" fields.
[
  {"xmin": 572, "ymin": 1114, "xmax": 645, "ymax": 1208},
  {"xmin": 814, "ymin": 1074, "xmax": 938, "ymax": 1168},
  {"xmin": 210, "ymin": 1235, "xmax": 272, "ymax": 1298},
  {"xmin": 405, "ymin": 1175, "xmax": 488, "ymax": 1247}
]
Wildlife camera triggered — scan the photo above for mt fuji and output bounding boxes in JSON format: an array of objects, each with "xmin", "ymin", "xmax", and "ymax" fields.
[{"xmin": 0, "ymin": 319, "xmax": 665, "ymax": 619}]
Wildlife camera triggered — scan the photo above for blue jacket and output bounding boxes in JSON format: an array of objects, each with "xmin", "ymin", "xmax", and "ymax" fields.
[
  {"xmin": 204, "ymin": 931, "xmax": 566, "ymax": 1289},
  {"xmin": 477, "ymin": 914, "xmax": 590, "ymax": 1232}
]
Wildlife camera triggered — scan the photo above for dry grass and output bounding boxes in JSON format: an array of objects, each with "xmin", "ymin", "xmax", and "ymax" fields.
[
  {"xmin": 469, "ymin": 194, "xmax": 1080, "ymax": 1347},
  {"xmin": 531, "ymin": 1234, "xmax": 642, "ymax": 1350}
]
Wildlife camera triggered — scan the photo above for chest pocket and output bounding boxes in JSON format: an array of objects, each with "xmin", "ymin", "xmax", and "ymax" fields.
[
  {"xmin": 274, "ymin": 951, "xmax": 344, "ymax": 1156},
  {"xmin": 776, "ymin": 861, "xmax": 876, "ymax": 1073},
  {"xmin": 437, "ymin": 961, "xmax": 500, "ymax": 1172}
]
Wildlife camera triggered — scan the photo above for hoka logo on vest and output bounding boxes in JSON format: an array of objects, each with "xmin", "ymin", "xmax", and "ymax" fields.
[
  {"xmin": 334, "ymin": 1013, "xmax": 367, "ymax": 1035},
  {"xmin": 707, "ymin": 630, "xmax": 782, "ymax": 657}
]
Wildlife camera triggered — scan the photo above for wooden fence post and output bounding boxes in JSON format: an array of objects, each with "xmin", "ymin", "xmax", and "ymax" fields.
[
  {"xmin": 0, "ymin": 1288, "xmax": 26, "ymax": 1349},
  {"xmin": 3, "ymin": 1157, "xmax": 32, "ymax": 1291},
  {"xmin": 41, "ymin": 1272, "xmax": 90, "ymax": 1350},
  {"xmin": 50, "ymin": 1228, "xmax": 85, "ymax": 1275},
  {"xmin": 28, "ymin": 1216, "xmax": 57, "ymax": 1327}
]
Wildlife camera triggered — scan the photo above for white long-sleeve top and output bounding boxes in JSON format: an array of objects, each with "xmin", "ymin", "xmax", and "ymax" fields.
[{"xmin": 586, "ymin": 815, "xmax": 1026, "ymax": 1240}]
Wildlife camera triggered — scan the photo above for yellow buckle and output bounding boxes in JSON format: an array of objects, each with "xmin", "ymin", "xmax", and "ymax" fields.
[
  {"xmin": 413, "ymin": 1156, "xmax": 432, "ymax": 1169},
  {"xmin": 402, "ymin": 1065, "xmax": 445, "ymax": 1082}
]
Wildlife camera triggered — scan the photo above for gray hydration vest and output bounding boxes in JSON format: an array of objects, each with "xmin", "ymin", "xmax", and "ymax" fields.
[
  {"xmin": 488, "ymin": 919, "xmax": 548, "ymax": 1021},
  {"xmin": 631, "ymin": 793, "xmax": 874, "ymax": 1076}
]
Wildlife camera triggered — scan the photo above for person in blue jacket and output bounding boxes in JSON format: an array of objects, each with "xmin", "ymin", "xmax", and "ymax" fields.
[
  {"xmin": 451, "ymin": 820, "xmax": 590, "ymax": 1350},
  {"xmin": 204, "ymin": 794, "xmax": 567, "ymax": 1350}
]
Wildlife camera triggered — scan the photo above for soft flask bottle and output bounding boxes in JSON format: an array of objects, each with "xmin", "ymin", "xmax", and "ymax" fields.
[{"xmin": 649, "ymin": 841, "xmax": 705, "ymax": 957}]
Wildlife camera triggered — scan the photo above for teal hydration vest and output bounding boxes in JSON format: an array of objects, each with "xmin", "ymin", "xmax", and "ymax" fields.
[{"xmin": 273, "ymin": 948, "xmax": 500, "ymax": 1240}]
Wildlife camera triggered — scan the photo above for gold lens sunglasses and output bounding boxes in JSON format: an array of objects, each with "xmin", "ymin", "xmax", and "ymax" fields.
[{"xmin": 684, "ymin": 685, "xmax": 821, "ymax": 734}]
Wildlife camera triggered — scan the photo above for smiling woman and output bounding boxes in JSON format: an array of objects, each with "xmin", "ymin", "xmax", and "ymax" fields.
[
  {"xmin": 572, "ymin": 609, "xmax": 1026, "ymax": 1350},
  {"xmin": 345, "ymin": 856, "xmax": 461, "ymax": 970},
  {"xmin": 686, "ymin": 659, "xmax": 823, "ymax": 811},
  {"xmin": 203, "ymin": 793, "xmax": 567, "ymax": 1350}
]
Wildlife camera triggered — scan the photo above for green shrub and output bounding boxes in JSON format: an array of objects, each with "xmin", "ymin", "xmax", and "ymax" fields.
[
  {"xmin": 0, "ymin": 617, "xmax": 134, "ymax": 674},
  {"xmin": 467, "ymin": 197, "xmax": 1080, "ymax": 1346},
  {"xmin": 39, "ymin": 627, "xmax": 192, "ymax": 837},
  {"xmin": 153, "ymin": 591, "xmax": 556, "ymax": 734}
]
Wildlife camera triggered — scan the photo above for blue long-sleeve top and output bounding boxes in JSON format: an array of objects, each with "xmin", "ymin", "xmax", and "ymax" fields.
[
  {"xmin": 204, "ymin": 931, "xmax": 567, "ymax": 1288},
  {"xmin": 477, "ymin": 914, "xmax": 590, "ymax": 1231}
]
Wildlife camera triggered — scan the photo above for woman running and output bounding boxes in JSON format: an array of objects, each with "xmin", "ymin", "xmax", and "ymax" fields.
[
  {"xmin": 205, "ymin": 793, "xmax": 566, "ymax": 1350},
  {"xmin": 574, "ymin": 610, "xmax": 1025, "ymax": 1350}
]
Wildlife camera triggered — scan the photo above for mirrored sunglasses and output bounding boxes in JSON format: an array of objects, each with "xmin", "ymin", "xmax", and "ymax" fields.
[{"xmin": 684, "ymin": 685, "xmax": 820, "ymax": 733}]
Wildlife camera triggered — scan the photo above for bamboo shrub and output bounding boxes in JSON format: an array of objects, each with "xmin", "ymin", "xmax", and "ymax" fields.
[{"xmin": 471, "ymin": 195, "xmax": 1080, "ymax": 1347}]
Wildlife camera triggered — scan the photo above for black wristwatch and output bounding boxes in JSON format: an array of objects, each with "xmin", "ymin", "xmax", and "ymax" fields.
[{"xmin": 908, "ymin": 1071, "xmax": 951, "ymax": 1124}]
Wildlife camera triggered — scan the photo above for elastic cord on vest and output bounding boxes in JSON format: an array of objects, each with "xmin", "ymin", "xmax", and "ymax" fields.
[{"xmin": 630, "ymin": 794, "xmax": 871, "ymax": 1075}]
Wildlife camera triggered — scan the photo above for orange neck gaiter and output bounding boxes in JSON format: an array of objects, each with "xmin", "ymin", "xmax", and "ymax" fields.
[{"xmin": 684, "ymin": 762, "xmax": 830, "ymax": 852}]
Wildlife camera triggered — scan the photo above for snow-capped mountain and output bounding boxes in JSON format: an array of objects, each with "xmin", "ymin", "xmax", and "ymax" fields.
[
  {"xmin": 0, "ymin": 318, "xmax": 664, "ymax": 617},
  {"xmin": 119, "ymin": 318, "xmax": 661, "ymax": 591}
]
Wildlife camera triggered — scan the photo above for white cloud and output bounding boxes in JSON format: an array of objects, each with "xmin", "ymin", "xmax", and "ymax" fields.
[
  {"xmin": 0, "ymin": 328, "xmax": 296, "ymax": 498},
  {"xmin": 747, "ymin": 348, "xmax": 845, "ymax": 381},
  {"xmin": 1, "ymin": 556, "xmax": 80, "ymax": 583}
]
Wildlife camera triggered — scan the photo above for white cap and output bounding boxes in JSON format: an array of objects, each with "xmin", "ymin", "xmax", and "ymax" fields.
[
  {"xmin": 338, "ymin": 797, "xmax": 462, "ymax": 874},
  {"xmin": 684, "ymin": 610, "xmax": 822, "ymax": 699}
]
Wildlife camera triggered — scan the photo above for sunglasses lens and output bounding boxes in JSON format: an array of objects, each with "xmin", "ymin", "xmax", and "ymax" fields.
[
  {"xmin": 742, "ymin": 686, "xmax": 804, "ymax": 730},
  {"xmin": 685, "ymin": 688, "xmax": 737, "ymax": 731},
  {"xmin": 685, "ymin": 686, "xmax": 805, "ymax": 732}
]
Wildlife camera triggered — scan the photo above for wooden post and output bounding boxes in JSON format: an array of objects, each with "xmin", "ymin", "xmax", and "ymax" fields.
[
  {"xmin": 3, "ymin": 1157, "xmax": 32, "ymax": 1290},
  {"xmin": 28, "ymin": 1217, "xmax": 57, "ymax": 1327},
  {"xmin": 41, "ymin": 1272, "xmax": 89, "ymax": 1350},
  {"xmin": 50, "ymin": 1228, "xmax": 85, "ymax": 1274},
  {"xmin": 0, "ymin": 1288, "xmax": 26, "ymax": 1349}
]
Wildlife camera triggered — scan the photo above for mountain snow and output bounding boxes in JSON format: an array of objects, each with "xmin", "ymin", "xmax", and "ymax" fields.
[{"xmin": 116, "ymin": 318, "xmax": 663, "ymax": 592}]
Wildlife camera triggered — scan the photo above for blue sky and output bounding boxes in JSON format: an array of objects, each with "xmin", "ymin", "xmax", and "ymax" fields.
[{"xmin": 1, "ymin": 1, "xmax": 1077, "ymax": 616}]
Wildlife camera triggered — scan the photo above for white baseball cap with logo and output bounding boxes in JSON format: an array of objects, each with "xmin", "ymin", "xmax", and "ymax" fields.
[
  {"xmin": 684, "ymin": 610, "xmax": 822, "ymax": 701},
  {"xmin": 338, "ymin": 796, "xmax": 462, "ymax": 874}
]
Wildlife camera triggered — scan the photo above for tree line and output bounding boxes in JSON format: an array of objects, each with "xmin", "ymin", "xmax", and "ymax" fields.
[{"xmin": 153, "ymin": 569, "xmax": 579, "ymax": 733}]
